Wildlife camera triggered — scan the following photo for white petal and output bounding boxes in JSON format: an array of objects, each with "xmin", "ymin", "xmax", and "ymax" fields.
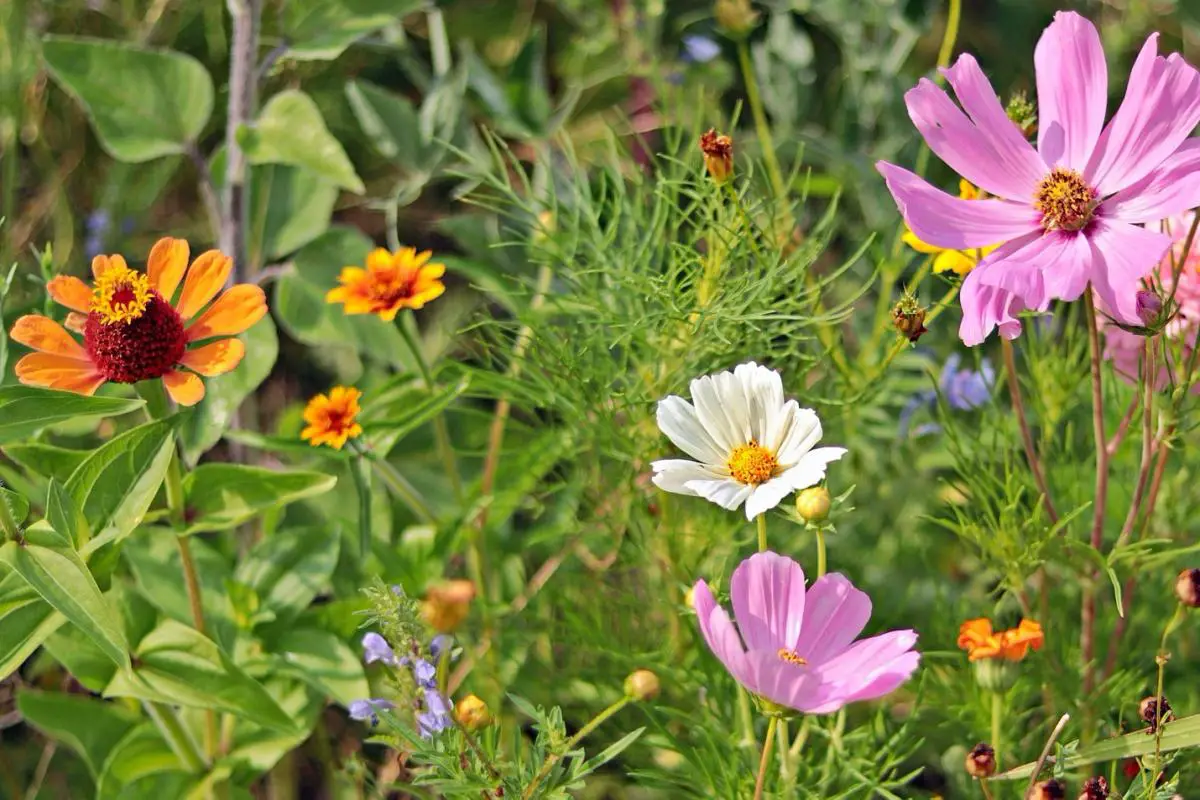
[
  {"xmin": 657, "ymin": 396, "xmax": 725, "ymax": 464},
  {"xmin": 774, "ymin": 407, "xmax": 823, "ymax": 466},
  {"xmin": 743, "ymin": 478, "xmax": 796, "ymax": 520},
  {"xmin": 690, "ymin": 374, "xmax": 740, "ymax": 452},
  {"xmin": 685, "ymin": 478, "xmax": 754, "ymax": 511},
  {"xmin": 735, "ymin": 362, "xmax": 784, "ymax": 441},
  {"xmin": 777, "ymin": 447, "xmax": 847, "ymax": 491},
  {"xmin": 714, "ymin": 370, "xmax": 753, "ymax": 443},
  {"xmin": 763, "ymin": 399, "xmax": 799, "ymax": 455},
  {"xmin": 651, "ymin": 459, "xmax": 724, "ymax": 495}
]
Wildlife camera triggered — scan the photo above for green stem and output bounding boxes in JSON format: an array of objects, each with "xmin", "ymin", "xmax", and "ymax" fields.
[
  {"xmin": 991, "ymin": 690, "xmax": 1003, "ymax": 768},
  {"xmin": 396, "ymin": 314, "xmax": 464, "ymax": 503},
  {"xmin": 753, "ymin": 717, "xmax": 779, "ymax": 800},
  {"xmin": 521, "ymin": 697, "xmax": 631, "ymax": 798},
  {"xmin": 350, "ymin": 452, "xmax": 373, "ymax": 558},
  {"xmin": 144, "ymin": 702, "xmax": 206, "ymax": 773},
  {"xmin": 738, "ymin": 688, "xmax": 757, "ymax": 751},
  {"xmin": 735, "ymin": 40, "xmax": 788, "ymax": 207},
  {"xmin": 814, "ymin": 528, "xmax": 826, "ymax": 579},
  {"xmin": 1082, "ymin": 291, "xmax": 1108, "ymax": 702},
  {"xmin": 369, "ymin": 455, "xmax": 435, "ymax": 524},
  {"xmin": 756, "ymin": 514, "xmax": 768, "ymax": 553}
]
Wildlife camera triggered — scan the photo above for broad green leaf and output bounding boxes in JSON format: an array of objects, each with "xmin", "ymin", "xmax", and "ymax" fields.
[
  {"xmin": 95, "ymin": 724, "xmax": 188, "ymax": 800},
  {"xmin": 17, "ymin": 690, "xmax": 141, "ymax": 779},
  {"xmin": 996, "ymin": 714, "xmax": 1200, "ymax": 780},
  {"xmin": 240, "ymin": 90, "xmax": 364, "ymax": 193},
  {"xmin": 41, "ymin": 36, "xmax": 213, "ymax": 162},
  {"xmin": 217, "ymin": 680, "xmax": 317, "ymax": 774},
  {"xmin": 68, "ymin": 419, "xmax": 175, "ymax": 555},
  {"xmin": 292, "ymin": 225, "xmax": 372, "ymax": 286},
  {"xmin": 0, "ymin": 600, "xmax": 64, "ymax": 679},
  {"xmin": 0, "ymin": 386, "xmax": 143, "ymax": 444},
  {"xmin": 269, "ymin": 628, "xmax": 369, "ymax": 707},
  {"xmin": 364, "ymin": 376, "xmax": 470, "ymax": 457},
  {"xmin": 284, "ymin": 0, "xmax": 423, "ymax": 60},
  {"xmin": 222, "ymin": 428, "xmax": 352, "ymax": 461},
  {"xmin": 0, "ymin": 485, "xmax": 29, "ymax": 527},
  {"xmin": 272, "ymin": 271, "xmax": 407, "ymax": 364},
  {"xmin": 47, "ymin": 478, "xmax": 89, "ymax": 549},
  {"xmin": 235, "ymin": 526, "xmax": 340, "ymax": 624},
  {"xmin": 105, "ymin": 620, "xmax": 295, "ymax": 731},
  {"xmin": 179, "ymin": 316, "xmax": 278, "ymax": 464},
  {"xmin": 44, "ymin": 622, "xmax": 118, "ymax": 692},
  {"xmin": 0, "ymin": 539, "xmax": 130, "ymax": 667},
  {"xmin": 345, "ymin": 80, "xmax": 429, "ymax": 167},
  {"xmin": 2, "ymin": 442, "xmax": 90, "ymax": 482},
  {"xmin": 180, "ymin": 464, "xmax": 336, "ymax": 535}
]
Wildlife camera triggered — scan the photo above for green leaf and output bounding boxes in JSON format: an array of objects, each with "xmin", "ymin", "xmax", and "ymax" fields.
[
  {"xmin": 995, "ymin": 714, "xmax": 1200, "ymax": 780},
  {"xmin": 0, "ymin": 386, "xmax": 143, "ymax": 444},
  {"xmin": 240, "ymin": 90, "xmax": 364, "ymax": 193},
  {"xmin": 268, "ymin": 628, "xmax": 369, "ymax": 707},
  {"xmin": 0, "ymin": 600, "xmax": 64, "ymax": 679},
  {"xmin": 345, "ymin": 80, "xmax": 430, "ymax": 169},
  {"xmin": 179, "ymin": 316, "xmax": 278, "ymax": 464},
  {"xmin": 255, "ymin": 164, "xmax": 340, "ymax": 260},
  {"xmin": 2, "ymin": 442, "xmax": 90, "ymax": 482},
  {"xmin": 364, "ymin": 376, "xmax": 470, "ymax": 456},
  {"xmin": 44, "ymin": 622, "xmax": 119, "ymax": 692},
  {"xmin": 0, "ymin": 263, "xmax": 19, "ymax": 380},
  {"xmin": 272, "ymin": 271, "xmax": 407, "ymax": 364},
  {"xmin": 180, "ymin": 464, "xmax": 336, "ymax": 535},
  {"xmin": 0, "ymin": 539, "xmax": 130, "ymax": 667},
  {"xmin": 0, "ymin": 486, "xmax": 29, "ymax": 528},
  {"xmin": 235, "ymin": 526, "xmax": 340, "ymax": 624},
  {"xmin": 284, "ymin": 0, "xmax": 423, "ymax": 60},
  {"xmin": 292, "ymin": 225, "xmax": 372, "ymax": 286},
  {"xmin": 95, "ymin": 724, "xmax": 186, "ymax": 800},
  {"xmin": 67, "ymin": 418, "xmax": 175, "ymax": 555},
  {"xmin": 17, "ymin": 690, "xmax": 141, "ymax": 779},
  {"xmin": 47, "ymin": 478, "xmax": 89, "ymax": 549},
  {"xmin": 41, "ymin": 36, "xmax": 213, "ymax": 162},
  {"xmin": 105, "ymin": 620, "xmax": 296, "ymax": 731}
]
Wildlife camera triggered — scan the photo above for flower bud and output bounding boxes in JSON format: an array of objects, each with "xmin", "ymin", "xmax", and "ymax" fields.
[
  {"xmin": 624, "ymin": 669, "xmax": 661, "ymax": 702},
  {"xmin": 971, "ymin": 658, "xmax": 1019, "ymax": 693},
  {"xmin": 1136, "ymin": 290, "xmax": 1164, "ymax": 327},
  {"xmin": 1077, "ymin": 776, "xmax": 1109, "ymax": 800},
  {"xmin": 891, "ymin": 295, "xmax": 928, "ymax": 343},
  {"xmin": 454, "ymin": 693, "xmax": 493, "ymax": 732},
  {"xmin": 1005, "ymin": 91, "xmax": 1038, "ymax": 139},
  {"xmin": 963, "ymin": 742, "xmax": 996, "ymax": 779},
  {"xmin": 422, "ymin": 580, "xmax": 476, "ymax": 633},
  {"xmin": 714, "ymin": 0, "xmax": 760, "ymax": 38},
  {"xmin": 1031, "ymin": 779, "xmax": 1066, "ymax": 800},
  {"xmin": 684, "ymin": 585, "xmax": 696, "ymax": 609},
  {"xmin": 699, "ymin": 129, "xmax": 734, "ymax": 184},
  {"xmin": 1139, "ymin": 695, "xmax": 1171, "ymax": 732},
  {"xmin": 1175, "ymin": 567, "xmax": 1200, "ymax": 608},
  {"xmin": 795, "ymin": 486, "xmax": 832, "ymax": 523}
]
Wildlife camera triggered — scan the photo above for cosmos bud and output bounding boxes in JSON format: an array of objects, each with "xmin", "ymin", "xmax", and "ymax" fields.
[
  {"xmin": 1175, "ymin": 567, "xmax": 1200, "ymax": 608},
  {"xmin": 624, "ymin": 669, "xmax": 661, "ymax": 702},
  {"xmin": 1139, "ymin": 695, "xmax": 1172, "ymax": 732},
  {"xmin": 1136, "ymin": 290, "xmax": 1164, "ymax": 327},
  {"xmin": 963, "ymin": 743, "xmax": 996, "ymax": 779},
  {"xmin": 699, "ymin": 129, "xmax": 734, "ymax": 184},
  {"xmin": 1077, "ymin": 776, "xmax": 1109, "ymax": 800},
  {"xmin": 891, "ymin": 295, "xmax": 928, "ymax": 344},
  {"xmin": 1031, "ymin": 779, "xmax": 1067, "ymax": 800},
  {"xmin": 454, "ymin": 694, "xmax": 493, "ymax": 732},
  {"xmin": 795, "ymin": 486, "xmax": 832, "ymax": 523},
  {"xmin": 714, "ymin": 0, "xmax": 760, "ymax": 38}
]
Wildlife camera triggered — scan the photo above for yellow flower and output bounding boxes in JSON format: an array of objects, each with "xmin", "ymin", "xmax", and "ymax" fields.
[
  {"xmin": 326, "ymin": 247, "xmax": 445, "ymax": 321},
  {"xmin": 901, "ymin": 180, "xmax": 996, "ymax": 276},
  {"xmin": 301, "ymin": 386, "xmax": 364, "ymax": 449}
]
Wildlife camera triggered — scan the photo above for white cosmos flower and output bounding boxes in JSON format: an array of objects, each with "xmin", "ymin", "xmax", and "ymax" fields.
[{"xmin": 651, "ymin": 362, "xmax": 846, "ymax": 520}]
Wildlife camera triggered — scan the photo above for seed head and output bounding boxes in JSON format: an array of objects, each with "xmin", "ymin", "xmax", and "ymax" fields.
[
  {"xmin": 891, "ymin": 295, "xmax": 928, "ymax": 343},
  {"xmin": 699, "ymin": 129, "xmax": 734, "ymax": 184},
  {"xmin": 1175, "ymin": 567, "xmax": 1200, "ymax": 608},
  {"xmin": 1031, "ymin": 779, "xmax": 1067, "ymax": 800},
  {"xmin": 1139, "ymin": 695, "xmax": 1172, "ymax": 732},
  {"xmin": 963, "ymin": 743, "xmax": 996, "ymax": 779},
  {"xmin": 795, "ymin": 486, "xmax": 832, "ymax": 523},
  {"xmin": 624, "ymin": 669, "xmax": 661, "ymax": 702},
  {"xmin": 1077, "ymin": 776, "xmax": 1109, "ymax": 800}
]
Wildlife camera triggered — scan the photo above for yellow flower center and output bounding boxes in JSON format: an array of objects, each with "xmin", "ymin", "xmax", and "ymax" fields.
[
  {"xmin": 777, "ymin": 648, "xmax": 808, "ymax": 666},
  {"xmin": 91, "ymin": 266, "xmax": 152, "ymax": 325},
  {"xmin": 1034, "ymin": 167, "xmax": 1097, "ymax": 232},
  {"xmin": 727, "ymin": 440, "xmax": 778, "ymax": 485}
]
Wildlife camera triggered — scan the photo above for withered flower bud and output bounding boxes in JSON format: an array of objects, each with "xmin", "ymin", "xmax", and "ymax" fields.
[
  {"xmin": 714, "ymin": 0, "xmax": 760, "ymax": 38},
  {"xmin": 1175, "ymin": 567, "xmax": 1200, "ymax": 608},
  {"xmin": 699, "ymin": 129, "xmax": 734, "ymax": 184},
  {"xmin": 1077, "ymin": 776, "xmax": 1109, "ymax": 800},
  {"xmin": 1031, "ymin": 779, "xmax": 1067, "ymax": 800},
  {"xmin": 1139, "ymin": 695, "xmax": 1172, "ymax": 732},
  {"xmin": 963, "ymin": 742, "xmax": 996, "ymax": 779},
  {"xmin": 891, "ymin": 295, "xmax": 928, "ymax": 343}
]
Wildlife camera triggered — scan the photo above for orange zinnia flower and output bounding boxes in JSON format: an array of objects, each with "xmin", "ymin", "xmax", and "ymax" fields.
[
  {"xmin": 326, "ymin": 247, "xmax": 445, "ymax": 321},
  {"xmin": 10, "ymin": 238, "xmax": 267, "ymax": 406},
  {"xmin": 957, "ymin": 618, "xmax": 1044, "ymax": 662},
  {"xmin": 301, "ymin": 386, "xmax": 363, "ymax": 449}
]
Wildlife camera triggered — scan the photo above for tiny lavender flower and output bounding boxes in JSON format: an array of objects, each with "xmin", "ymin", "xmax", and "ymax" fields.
[
  {"xmin": 348, "ymin": 698, "xmax": 395, "ymax": 725},
  {"xmin": 362, "ymin": 632, "xmax": 399, "ymax": 666},
  {"xmin": 682, "ymin": 35, "xmax": 721, "ymax": 64},
  {"xmin": 692, "ymin": 552, "xmax": 919, "ymax": 713},
  {"xmin": 900, "ymin": 354, "xmax": 994, "ymax": 436},
  {"xmin": 417, "ymin": 687, "xmax": 454, "ymax": 738}
]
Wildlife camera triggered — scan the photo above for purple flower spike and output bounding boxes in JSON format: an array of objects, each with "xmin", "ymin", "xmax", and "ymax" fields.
[
  {"xmin": 416, "ymin": 688, "xmax": 453, "ymax": 738},
  {"xmin": 362, "ymin": 632, "xmax": 399, "ymax": 666},
  {"xmin": 692, "ymin": 552, "xmax": 920, "ymax": 714},
  {"xmin": 348, "ymin": 697, "xmax": 395, "ymax": 725}
]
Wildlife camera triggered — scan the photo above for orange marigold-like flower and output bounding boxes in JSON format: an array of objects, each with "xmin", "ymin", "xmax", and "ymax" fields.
[
  {"xmin": 326, "ymin": 247, "xmax": 445, "ymax": 321},
  {"xmin": 957, "ymin": 618, "xmax": 1044, "ymax": 662},
  {"xmin": 422, "ymin": 579, "xmax": 476, "ymax": 633},
  {"xmin": 301, "ymin": 386, "xmax": 364, "ymax": 449},
  {"xmin": 10, "ymin": 238, "xmax": 267, "ymax": 406}
]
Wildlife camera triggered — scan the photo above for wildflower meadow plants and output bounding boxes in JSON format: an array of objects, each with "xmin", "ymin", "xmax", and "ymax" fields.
[{"xmin": 2, "ymin": 1, "xmax": 1200, "ymax": 799}]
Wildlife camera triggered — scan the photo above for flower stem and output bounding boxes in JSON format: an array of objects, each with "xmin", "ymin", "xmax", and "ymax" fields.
[
  {"xmin": 396, "ymin": 314, "xmax": 464, "ymax": 504},
  {"xmin": 369, "ymin": 455, "xmax": 436, "ymax": 524},
  {"xmin": 756, "ymin": 514, "xmax": 768, "ymax": 553},
  {"xmin": 990, "ymin": 690, "xmax": 1003, "ymax": 768},
  {"xmin": 1001, "ymin": 338, "xmax": 1057, "ymax": 522},
  {"xmin": 350, "ymin": 452, "xmax": 373, "ymax": 558},
  {"xmin": 144, "ymin": 701, "xmax": 206, "ymax": 773},
  {"xmin": 521, "ymin": 696, "xmax": 631, "ymax": 798},
  {"xmin": 1082, "ymin": 291, "xmax": 1109, "ymax": 699},
  {"xmin": 814, "ymin": 528, "xmax": 826, "ymax": 579},
  {"xmin": 738, "ymin": 688, "xmax": 758, "ymax": 751},
  {"xmin": 1115, "ymin": 336, "xmax": 1157, "ymax": 549},
  {"xmin": 1149, "ymin": 605, "xmax": 1185, "ymax": 797},
  {"xmin": 735, "ymin": 40, "xmax": 788, "ymax": 211},
  {"xmin": 753, "ymin": 716, "xmax": 779, "ymax": 800}
]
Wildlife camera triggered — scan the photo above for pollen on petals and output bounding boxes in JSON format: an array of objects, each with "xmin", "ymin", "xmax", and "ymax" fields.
[
  {"xmin": 91, "ymin": 264, "xmax": 153, "ymax": 325},
  {"xmin": 301, "ymin": 386, "xmax": 364, "ymax": 449}
]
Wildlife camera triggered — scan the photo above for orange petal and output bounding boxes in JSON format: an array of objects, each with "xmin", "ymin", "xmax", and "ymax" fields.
[
  {"xmin": 15, "ymin": 352, "xmax": 105, "ymax": 395},
  {"xmin": 147, "ymin": 237, "xmax": 190, "ymax": 302},
  {"xmin": 955, "ymin": 618, "xmax": 993, "ymax": 651},
  {"xmin": 175, "ymin": 250, "xmax": 233, "ymax": 319},
  {"xmin": 186, "ymin": 284, "xmax": 267, "ymax": 342},
  {"xmin": 179, "ymin": 338, "xmax": 245, "ymax": 377},
  {"xmin": 365, "ymin": 249, "xmax": 394, "ymax": 272},
  {"xmin": 65, "ymin": 312, "xmax": 88, "ymax": 333},
  {"xmin": 162, "ymin": 371, "xmax": 205, "ymax": 406},
  {"xmin": 417, "ymin": 262, "xmax": 446, "ymax": 282},
  {"xmin": 92, "ymin": 254, "xmax": 128, "ymax": 281},
  {"xmin": 47, "ymin": 276, "xmax": 94, "ymax": 313},
  {"xmin": 10, "ymin": 315, "xmax": 87, "ymax": 358}
]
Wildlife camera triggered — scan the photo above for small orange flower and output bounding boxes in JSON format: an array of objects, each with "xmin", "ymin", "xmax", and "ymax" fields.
[
  {"xmin": 326, "ymin": 247, "xmax": 445, "ymax": 321},
  {"xmin": 957, "ymin": 618, "xmax": 1044, "ymax": 662},
  {"xmin": 422, "ymin": 579, "xmax": 476, "ymax": 633},
  {"xmin": 301, "ymin": 386, "xmax": 363, "ymax": 449},
  {"xmin": 10, "ymin": 238, "xmax": 267, "ymax": 406}
]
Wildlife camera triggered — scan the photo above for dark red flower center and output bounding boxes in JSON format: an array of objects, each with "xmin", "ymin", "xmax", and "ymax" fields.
[{"xmin": 84, "ymin": 291, "xmax": 187, "ymax": 383}]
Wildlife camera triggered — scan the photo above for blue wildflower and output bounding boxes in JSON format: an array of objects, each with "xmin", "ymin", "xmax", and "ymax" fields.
[
  {"xmin": 900, "ymin": 354, "xmax": 994, "ymax": 437},
  {"xmin": 348, "ymin": 697, "xmax": 395, "ymax": 725},
  {"xmin": 682, "ymin": 35, "xmax": 721, "ymax": 63},
  {"xmin": 362, "ymin": 632, "xmax": 399, "ymax": 666},
  {"xmin": 430, "ymin": 634, "xmax": 453, "ymax": 662},
  {"xmin": 416, "ymin": 687, "xmax": 454, "ymax": 738}
]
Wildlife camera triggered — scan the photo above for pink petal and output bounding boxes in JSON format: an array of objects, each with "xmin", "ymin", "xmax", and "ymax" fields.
[
  {"xmin": 1086, "ymin": 219, "xmax": 1171, "ymax": 323},
  {"xmin": 1034, "ymin": 11, "xmax": 1107, "ymax": 170},
  {"xmin": 1103, "ymin": 140, "xmax": 1200, "ymax": 223},
  {"xmin": 1087, "ymin": 34, "xmax": 1200, "ymax": 195},
  {"xmin": 740, "ymin": 649, "xmax": 826, "ymax": 711},
  {"xmin": 876, "ymin": 162, "xmax": 1038, "ymax": 249},
  {"xmin": 904, "ymin": 73, "xmax": 1042, "ymax": 201},
  {"xmin": 939, "ymin": 55, "xmax": 1047, "ymax": 196},
  {"xmin": 978, "ymin": 229, "xmax": 1092, "ymax": 309},
  {"xmin": 792, "ymin": 573, "xmax": 872, "ymax": 665},
  {"xmin": 805, "ymin": 641, "xmax": 921, "ymax": 715},
  {"xmin": 692, "ymin": 580, "xmax": 750, "ymax": 683},
  {"xmin": 957, "ymin": 232, "xmax": 1042, "ymax": 346},
  {"xmin": 730, "ymin": 552, "xmax": 807, "ymax": 652},
  {"xmin": 815, "ymin": 630, "xmax": 919, "ymax": 678}
]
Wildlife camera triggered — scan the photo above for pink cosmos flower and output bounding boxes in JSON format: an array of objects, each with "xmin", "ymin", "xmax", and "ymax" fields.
[
  {"xmin": 1104, "ymin": 215, "xmax": 1200, "ymax": 389},
  {"xmin": 876, "ymin": 11, "xmax": 1200, "ymax": 346},
  {"xmin": 692, "ymin": 552, "xmax": 919, "ymax": 714}
]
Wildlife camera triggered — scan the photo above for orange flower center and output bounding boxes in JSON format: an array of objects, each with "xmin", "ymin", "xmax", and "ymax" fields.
[
  {"xmin": 92, "ymin": 266, "xmax": 152, "ymax": 325},
  {"xmin": 1034, "ymin": 168, "xmax": 1097, "ymax": 232},
  {"xmin": 777, "ymin": 648, "xmax": 808, "ymax": 666},
  {"xmin": 727, "ymin": 441, "xmax": 778, "ymax": 485}
]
